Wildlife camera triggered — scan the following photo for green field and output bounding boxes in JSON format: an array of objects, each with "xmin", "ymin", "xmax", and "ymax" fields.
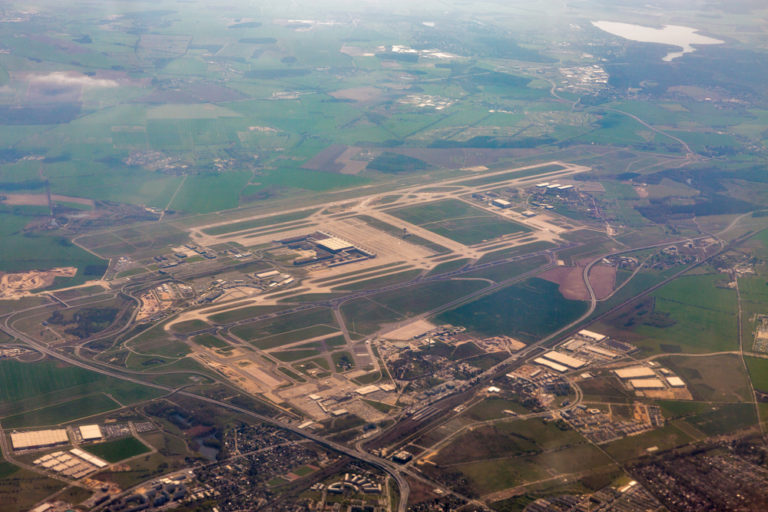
[
  {"xmin": 0, "ymin": 359, "xmax": 161, "ymax": 418},
  {"xmin": 192, "ymin": 334, "xmax": 229, "ymax": 349},
  {"xmin": 463, "ymin": 397, "xmax": 531, "ymax": 421},
  {"xmin": 0, "ymin": 207, "xmax": 107, "ymax": 280},
  {"xmin": 598, "ymin": 273, "xmax": 738, "ymax": 354},
  {"xmin": 342, "ymin": 279, "xmax": 489, "ymax": 336},
  {"xmin": 428, "ymin": 418, "xmax": 613, "ymax": 496},
  {"xmin": 387, "ymin": 199, "xmax": 530, "ymax": 245},
  {"xmin": 437, "ymin": 278, "xmax": 587, "ymax": 342},
  {"xmin": 1, "ymin": 393, "xmax": 120, "ymax": 428},
  {"xmin": 745, "ymin": 356, "xmax": 768, "ymax": 393},
  {"xmin": 85, "ymin": 437, "xmax": 151, "ymax": 463},
  {"xmin": 208, "ymin": 304, "xmax": 293, "ymax": 324},
  {"xmin": 201, "ymin": 209, "xmax": 320, "ymax": 236},
  {"xmin": 0, "ymin": 467, "xmax": 63, "ymax": 512},
  {"xmin": 660, "ymin": 355, "xmax": 752, "ymax": 402},
  {"xmin": 230, "ymin": 308, "xmax": 339, "ymax": 349}
]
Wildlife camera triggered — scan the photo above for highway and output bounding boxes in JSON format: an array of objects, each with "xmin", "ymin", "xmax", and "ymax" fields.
[{"xmin": 0, "ymin": 315, "xmax": 414, "ymax": 511}]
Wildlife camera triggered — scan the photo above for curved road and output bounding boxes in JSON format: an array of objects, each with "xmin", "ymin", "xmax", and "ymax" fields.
[{"xmin": 0, "ymin": 320, "xmax": 412, "ymax": 512}]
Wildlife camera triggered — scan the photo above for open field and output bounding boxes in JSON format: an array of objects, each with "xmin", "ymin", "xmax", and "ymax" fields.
[
  {"xmin": 0, "ymin": 359, "xmax": 161, "ymax": 418},
  {"xmin": 1, "ymin": 393, "xmax": 120, "ymax": 428},
  {"xmin": 342, "ymin": 279, "xmax": 489, "ymax": 336},
  {"xmin": 387, "ymin": 199, "xmax": 530, "ymax": 245},
  {"xmin": 425, "ymin": 418, "xmax": 613, "ymax": 497},
  {"xmin": 660, "ymin": 355, "xmax": 752, "ymax": 402},
  {"xmin": 85, "ymin": 437, "xmax": 151, "ymax": 463},
  {"xmin": 0, "ymin": 467, "xmax": 64, "ymax": 512},
  {"xmin": 437, "ymin": 278, "xmax": 587, "ymax": 342},
  {"xmin": 597, "ymin": 273, "xmax": 738, "ymax": 354}
]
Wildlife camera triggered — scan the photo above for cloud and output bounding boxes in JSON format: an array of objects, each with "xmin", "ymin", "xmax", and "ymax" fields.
[{"xmin": 28, "ymin": 71, "xmax": 119, "ymax": 88}]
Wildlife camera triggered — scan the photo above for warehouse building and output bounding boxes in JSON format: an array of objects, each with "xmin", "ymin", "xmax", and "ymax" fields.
[
  {"xmin": 665, "ymin": 376, "xmax": 686, "ymax": 388},
  {"xmin": 614, "ymin": 366, "xmax": 656, "ymax": 379},
  {"xmin": 629, "ymin": 378, "xmax": 666, "ymax": 390},
  {"xmin": 578, "ymin": 329, "xmax": 607, "ymax": 342},
  {"xmin": 534, "ymin": 357, "xmax": 568, "ymax": 373},
  {"xmin": 11, "ymin": 429, "xmax": 69, "ymax": 450},
  {"xmin": 78, "ymin": 424, "xmax": 103, "ymax": 442},
  {"xmin": 542, "ymin": 351, "xmax": 586, "ymax": 369}
]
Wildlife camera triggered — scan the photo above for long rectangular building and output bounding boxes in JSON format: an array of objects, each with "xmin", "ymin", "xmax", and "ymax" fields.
[
  {"xmin": 542, "ymin": 351, "xmax": 586, "ymax": 369},
  {"xmin": 534, "ymin": 357, "xmax": 568, "ymax": 373},
  {"xmin": 614, "ymin": 366, "xmax": 656, "ymax": 379},
  {"xmin": 11, "ymin": 429, "xmax": 69, "ymax": 450},
  {"xmin": 578, "ymin": 329, "xmax": 607, "ymax": 342},
  {"xmin": 629, "ymin": 378, "xmax": 665, "ymax": 389}
]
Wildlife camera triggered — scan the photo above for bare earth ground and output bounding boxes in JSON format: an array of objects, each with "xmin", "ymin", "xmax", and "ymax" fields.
[
  {"xmin": 539, "ymin": 263, "xmax": 616, "ymax": 301},
  {"xmin": 0, "ymin": 267, "xmax": 77, "ymax": 298},
  {"xmin": 1, "ymin": 193, "xmax": 95, "ymax": 207},
  {"xmin": 381, "ymin": 319, "xmax": 436, "ymax": 341}
]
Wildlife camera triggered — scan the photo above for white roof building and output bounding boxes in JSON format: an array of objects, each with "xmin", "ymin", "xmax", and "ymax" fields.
[
  {"xmin": 542, "ymin": 351, "xmax": 586, "ymax": 369},
  {"xmin": 578, "ymin": 329, "xmax": 607, "ymax": 341},
  {"xmin": 534, "ymin": 357, "xmax": 568, "ymax": 373},
  {"xmin": 78, "ymin": 425, "xmax": 103, "ymax": 441},
  {"xmin": 11, "ymin": 429, "xmax": 69, "ymax": 450},
  {"xmin": 665, "ymin": 376, "xmax": 686, "ymax": 388},
  {"xmin": 70, "ymin": 448, "xmax": 108, "ymax": 468},
  {"xmin": 629, "ymin": 378, "xmax": 666, "ymax": 389},
  {"xmin": 355, "ymin": 385, "xmax": 380, "ymax": 396},
  {"xmin": 614, "ymin": 366, "xmax": 656, "ymax": 379}
]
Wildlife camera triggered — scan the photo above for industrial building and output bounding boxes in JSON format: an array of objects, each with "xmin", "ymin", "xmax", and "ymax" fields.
[
  {"xmin": 534, "ymin": 357, "xmax": 568, "ymax": 373},
  {"xmin": 666, "ymin": 376, "xmax": 686, "ymax": 388},
  {"xmin": 78, "ymin": 424, "xmax": 103, "ymax": 442},
  {"xmin": 315, "ymin": 236, "xmax": 353, "ymax": 253},
  {"xmin": 11, "ymin": 429, "xmax": 69, "ymax": 450},
  {"xmin": 355, "ymin": 385, "xmax": 380, "ymax": 396},
  {"xmin": 542, "ymin": 351, "xmax": 586, "ymax": 369},
  {"xmin": 33, "ymin": 448, "xmax": 108, "ymax": 479},
  {"xmin": 614, "ymin": 366, "xmax": 656, "ymax": 379},
  {"xmin": 578, "ymin": 329, "xmax": 607, "ymax": 342},
  {"xmin": 629, "ymin": 378, "xmax": 666, "ymax": 390}
]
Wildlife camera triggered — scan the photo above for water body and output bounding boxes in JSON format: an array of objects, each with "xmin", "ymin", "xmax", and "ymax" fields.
[
  {"xmin": 592, "ymin": 21, "xmax": 724, "ymax": 61},
  {"xmin": 195, "ymin": 432, "xmax": 221, "ymax": 461}
]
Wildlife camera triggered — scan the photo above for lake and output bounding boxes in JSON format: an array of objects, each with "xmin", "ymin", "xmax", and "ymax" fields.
[{"xmin": 592, "ymin": 21, "xmax": 724, "ymax": 61}]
